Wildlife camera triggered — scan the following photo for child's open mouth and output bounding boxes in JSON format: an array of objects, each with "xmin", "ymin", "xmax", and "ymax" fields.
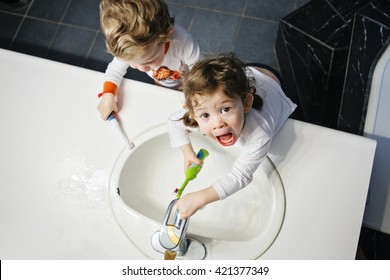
[{"xmin": 216, "ymin": 133, "xmax": 235, "ymax": 146}]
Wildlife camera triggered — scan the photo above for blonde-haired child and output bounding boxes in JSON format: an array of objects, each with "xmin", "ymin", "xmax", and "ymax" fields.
[{"xmin": 97, "ymin": 0, "xmax": 202, "ymax": 120}]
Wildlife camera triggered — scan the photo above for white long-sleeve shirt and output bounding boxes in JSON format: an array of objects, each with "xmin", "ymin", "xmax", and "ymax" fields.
[
  {"xmin": 168, "ymin": 67, "xmax": 297, "ymax": 199},
  {"xmin": 103, "ymin": 24, "xmax": 202, "ymax": 89}
]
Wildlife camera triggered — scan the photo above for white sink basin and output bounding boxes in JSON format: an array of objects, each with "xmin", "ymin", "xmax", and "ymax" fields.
[{"xmin": 109, "ymin": 124, "xmax": 285, "ymax": 259}]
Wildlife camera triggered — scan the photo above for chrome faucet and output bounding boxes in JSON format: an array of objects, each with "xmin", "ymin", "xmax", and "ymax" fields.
[{"xmin": 151, "ymin": 199, "xmax": 206, "ymax": 259}]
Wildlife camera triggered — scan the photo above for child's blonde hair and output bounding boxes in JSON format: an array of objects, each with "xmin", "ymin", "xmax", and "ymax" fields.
[
  {"xmin": 182, "ymin": 53, "xmax": 263, "ymax": 127},
  {"xmin": 100, "ymin": 0, "xmax": 174, "ymax": 61}
]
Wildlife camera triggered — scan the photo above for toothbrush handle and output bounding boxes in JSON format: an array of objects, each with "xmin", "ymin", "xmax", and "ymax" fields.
[
  {"xmin": 107, "ymin": 112, "xmax": 135, "ymax": 149},
  {"xmin": 176, "ymin": 149, "xmax": 209, "ymax": 199},
  {"xmin": 175, "ymin": 179, "xmax": 189, "ymax": 200},
  {"xmin": 107, "ymin": 111, "xmax": 115, "ymax": 121}
]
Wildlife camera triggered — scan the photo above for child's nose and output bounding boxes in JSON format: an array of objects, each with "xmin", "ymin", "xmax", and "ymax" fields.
[{"xmin": 212, "ymin": 116, "xmax": 225, "ymax": 129}]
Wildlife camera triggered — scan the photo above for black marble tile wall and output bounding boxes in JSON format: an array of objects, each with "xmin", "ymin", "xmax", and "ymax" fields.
[
  {"xmin": 358, "ymin": 226, "xmax": 390, "ymax": 259},
  {"xmin": 338, "ymin": 0, "xmax": 390, "ymax": 134},
  {"xmin": 276, "ymin": 0, "xmax": 390, "ymax": 259},
  {"xmin": 275, "ymin": 0, "xmax": 372, "ymax": 127}
]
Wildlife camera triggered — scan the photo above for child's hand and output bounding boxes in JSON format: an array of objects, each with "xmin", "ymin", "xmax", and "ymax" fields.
[
  {"xmin": 176, "ymin": 192, "xmax": 204, "ymax": 219},
  {"xmin": 180, "ymin": 144, "xmax": 202, "ymax": 170},
  {"xmin": 97, "ymin": 93, "xmax": 117, "ymax": 120},
  {"xmin": 176, "ymin": 187, "xmax": 220, "ymax": 219},
  {"xmin": 183, "ymin": 151, "xmax": 203, "ymax": 170}
]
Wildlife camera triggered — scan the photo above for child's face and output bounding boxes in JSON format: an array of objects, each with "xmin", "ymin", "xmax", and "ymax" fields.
[
  {"xmin": 127, "ymin": 43, "xmax": 166, "ymax": 72},
  {"xmin": 192, "ymin": 89, "xmax": 253, "ymax": 146}
]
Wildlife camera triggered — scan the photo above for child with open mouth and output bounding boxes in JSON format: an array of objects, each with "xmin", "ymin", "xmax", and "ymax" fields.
[{"xmin": 168, "ymin": 53, "xmax": 296, "ymax": 219}]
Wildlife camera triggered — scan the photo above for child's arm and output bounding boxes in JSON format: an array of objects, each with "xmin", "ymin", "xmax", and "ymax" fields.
[
  {"xmin": 174, "ymin": 25, "xmax": 203, "ymax": 70},
  {"xmin": 181, "ymin": 33, "xmax": 202, "ymax": 70},
  {"xmin": 97, "ymin": 57, "xmax": 128, "ymax": 120},
  {"xmin": 167, "ymin": 109, "xmax": 192, "ymax": 145},
  {"xmin": 167, "ymin": 109, "xmax": 219, "ymax": 218},
  {"xmin": 167, "ymin": 109, "xmax": 202, "ymax": 168}
]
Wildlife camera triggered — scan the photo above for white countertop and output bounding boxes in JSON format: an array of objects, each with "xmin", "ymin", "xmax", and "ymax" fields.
[{"xmin": 0, "ymin": 49, "xmax": 376, "ymax": 259}]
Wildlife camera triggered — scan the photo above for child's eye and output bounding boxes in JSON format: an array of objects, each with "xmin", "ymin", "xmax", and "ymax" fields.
[
  {"xmin": 198, "ymin": 113, "xmax": 210, "ymax": 119},
  {"xmin": 221, "ymin": 107, "xmax": 231, "ymax": 113},
  {"xmin": 199, "ymin": 112, "xmax": 209, "ymax": 119}
]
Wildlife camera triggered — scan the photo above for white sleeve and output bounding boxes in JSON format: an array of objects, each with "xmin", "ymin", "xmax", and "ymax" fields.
[
  {"xmin": 180, "ymin": 31, "xmax": 202, "ymax": 69},
  {"xmin": 104, "ymin": 57, "xmax": 129, "ymax": 86},
  {"xmin": 213, "ymin": 138, "xmax": 271, "ymax": 200},
  {"xmin": 167, "ymin": 109, "xmax": 192, "ymax": 148},
  {"xmin": 211, "ymin": 111, "xmax": 273, "ymax": 200}
]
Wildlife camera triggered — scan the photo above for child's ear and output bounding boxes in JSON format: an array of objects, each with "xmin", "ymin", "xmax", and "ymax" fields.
[{"xmin": 244, "ymin": 93, "xmax": 254, "ymax": 113}]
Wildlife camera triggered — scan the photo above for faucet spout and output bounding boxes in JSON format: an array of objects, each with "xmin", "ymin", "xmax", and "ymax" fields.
[
  {"xmin": 151, "ymin": 199, "xmax": 207, "ymax": 259},
  {"xmin": 158, "ymin": 199, "xmax": 189, "ymax": 255}
]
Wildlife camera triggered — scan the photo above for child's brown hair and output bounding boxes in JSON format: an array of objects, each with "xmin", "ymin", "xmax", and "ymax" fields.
[{"xmin": 100, "ymin": 0, "xmax": 174, "ymax": 61}]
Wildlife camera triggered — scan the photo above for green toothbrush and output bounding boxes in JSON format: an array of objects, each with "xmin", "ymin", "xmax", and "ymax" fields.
[{"xmin": 175, "ymin": 149, "xmax": 209, "ymax": 199}]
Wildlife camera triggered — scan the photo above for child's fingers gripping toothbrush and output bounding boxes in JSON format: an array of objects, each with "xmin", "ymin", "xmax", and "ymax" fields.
[
  {"xmin": 174, "ymin": 149, "xmax": 209, "ymax": 199},
  {"xmin": 107, "ymin": 112, "xmax": 135, "ymax": 149}
]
